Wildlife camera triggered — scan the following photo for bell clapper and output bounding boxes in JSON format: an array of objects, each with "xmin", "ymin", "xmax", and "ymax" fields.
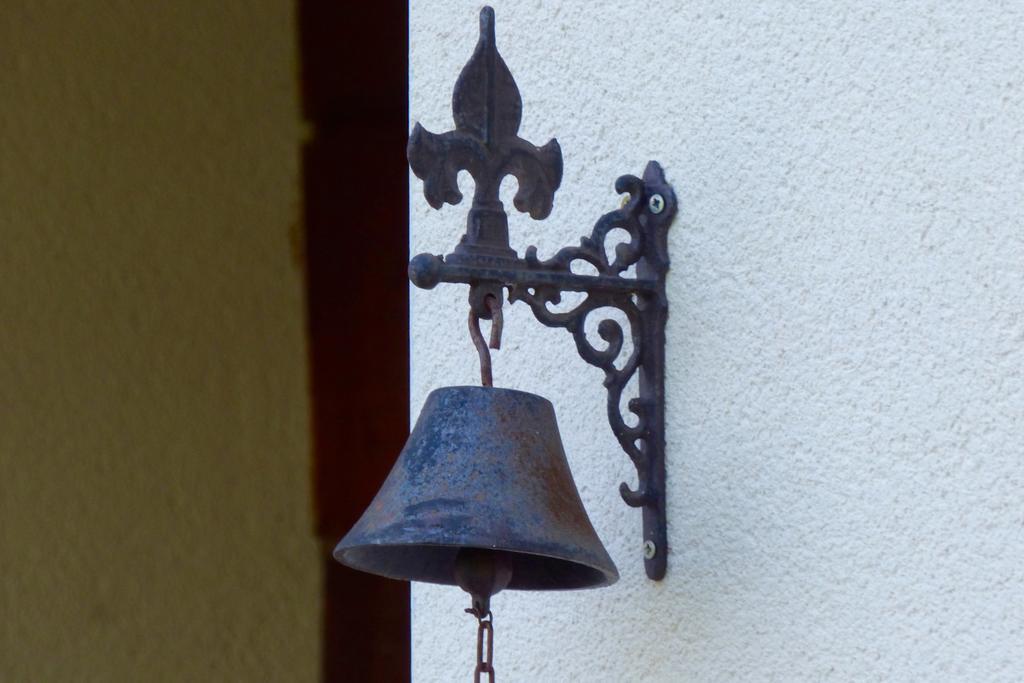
[
  {"xmin": 455, "ymin": 548, "xmax": 512, "ymax": 681},
  {"xmin": 454, "ymin": 547, "xmax": 512, "ymax": 616}
]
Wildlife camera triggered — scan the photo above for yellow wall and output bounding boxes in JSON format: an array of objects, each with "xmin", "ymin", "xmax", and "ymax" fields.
[{"xmin": 0, "ymin": 2, "xmax": 320, "ymax": 679}]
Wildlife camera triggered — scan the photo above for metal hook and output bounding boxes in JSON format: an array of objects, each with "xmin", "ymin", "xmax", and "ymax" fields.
[{"xmin": 469, "ymin": 295, "xmax": 503, "ymax": 386}]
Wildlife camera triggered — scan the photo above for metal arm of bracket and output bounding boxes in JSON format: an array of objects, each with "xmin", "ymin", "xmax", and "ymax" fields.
[{"xmin": 405, "ymin": 6, "xmax": 676, "ymax": 580}]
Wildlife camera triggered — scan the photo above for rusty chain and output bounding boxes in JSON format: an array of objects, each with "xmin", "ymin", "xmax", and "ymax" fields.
[{"xmin": 472, "ymin": 610, "xmax": 495, "ymax": 682}]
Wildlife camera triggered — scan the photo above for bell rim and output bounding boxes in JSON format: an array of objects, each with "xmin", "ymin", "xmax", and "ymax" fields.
[{"xmin": 334, "ymin": 539, "xmax": 620, "ymax": 590}]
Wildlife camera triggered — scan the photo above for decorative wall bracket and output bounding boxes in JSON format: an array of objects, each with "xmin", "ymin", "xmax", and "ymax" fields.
[{"xmin": 406, "ymin": 6, "xmax": 676, "ymax": 580}]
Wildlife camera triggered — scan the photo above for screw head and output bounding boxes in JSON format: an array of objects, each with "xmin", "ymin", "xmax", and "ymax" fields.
[
  {"xmin": 643, "ymin": 540, "xmax": 657, "ymax": 559},
  {"xmin": 648, "ymin": 194, "xmax": 665, "ymax": 214}
]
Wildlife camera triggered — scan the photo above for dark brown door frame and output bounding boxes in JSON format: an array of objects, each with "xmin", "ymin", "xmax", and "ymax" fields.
[{"xmin": 299, "ymin": 2, "xmax": 410, "ymax": 680}]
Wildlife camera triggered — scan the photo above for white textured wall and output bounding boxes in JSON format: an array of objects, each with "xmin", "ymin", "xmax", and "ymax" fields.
[{"xmin": 410, "ymin": 2, "xmax": 1023, "ymax": 681}]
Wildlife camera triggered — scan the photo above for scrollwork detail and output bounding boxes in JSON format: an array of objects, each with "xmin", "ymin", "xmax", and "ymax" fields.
[{"xmin": 508, "ymin": 172, "xmax": 665, "ymax": 508}]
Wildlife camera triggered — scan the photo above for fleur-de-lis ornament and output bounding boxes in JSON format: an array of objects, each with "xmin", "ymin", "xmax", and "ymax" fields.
[{"xmin": 408, "ymin": 6, "xmax": 563, "ymax": 264}]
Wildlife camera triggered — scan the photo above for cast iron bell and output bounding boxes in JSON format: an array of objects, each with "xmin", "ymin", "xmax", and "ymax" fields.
[{"xmin": 334, "ymin": 385, "xmax": 618, "ymax": 611}]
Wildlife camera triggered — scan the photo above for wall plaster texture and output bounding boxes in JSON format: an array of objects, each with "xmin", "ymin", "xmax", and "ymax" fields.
[
  {"xmin": 0, "ymin": 2, "xmax": 319, "ymax": 679},
  {"xmin": 409, "ymin": 2, "xmax": 1024, "ymax": 681}
]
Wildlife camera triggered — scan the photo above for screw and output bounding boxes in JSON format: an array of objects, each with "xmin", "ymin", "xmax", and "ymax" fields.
[
  {"xmin": 648, "ymin": 194, "xmax": 665, "ymax": 214},
  {"xmin": 643, "ymin": 540, "xmax": 657, "ymax": 559}
]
